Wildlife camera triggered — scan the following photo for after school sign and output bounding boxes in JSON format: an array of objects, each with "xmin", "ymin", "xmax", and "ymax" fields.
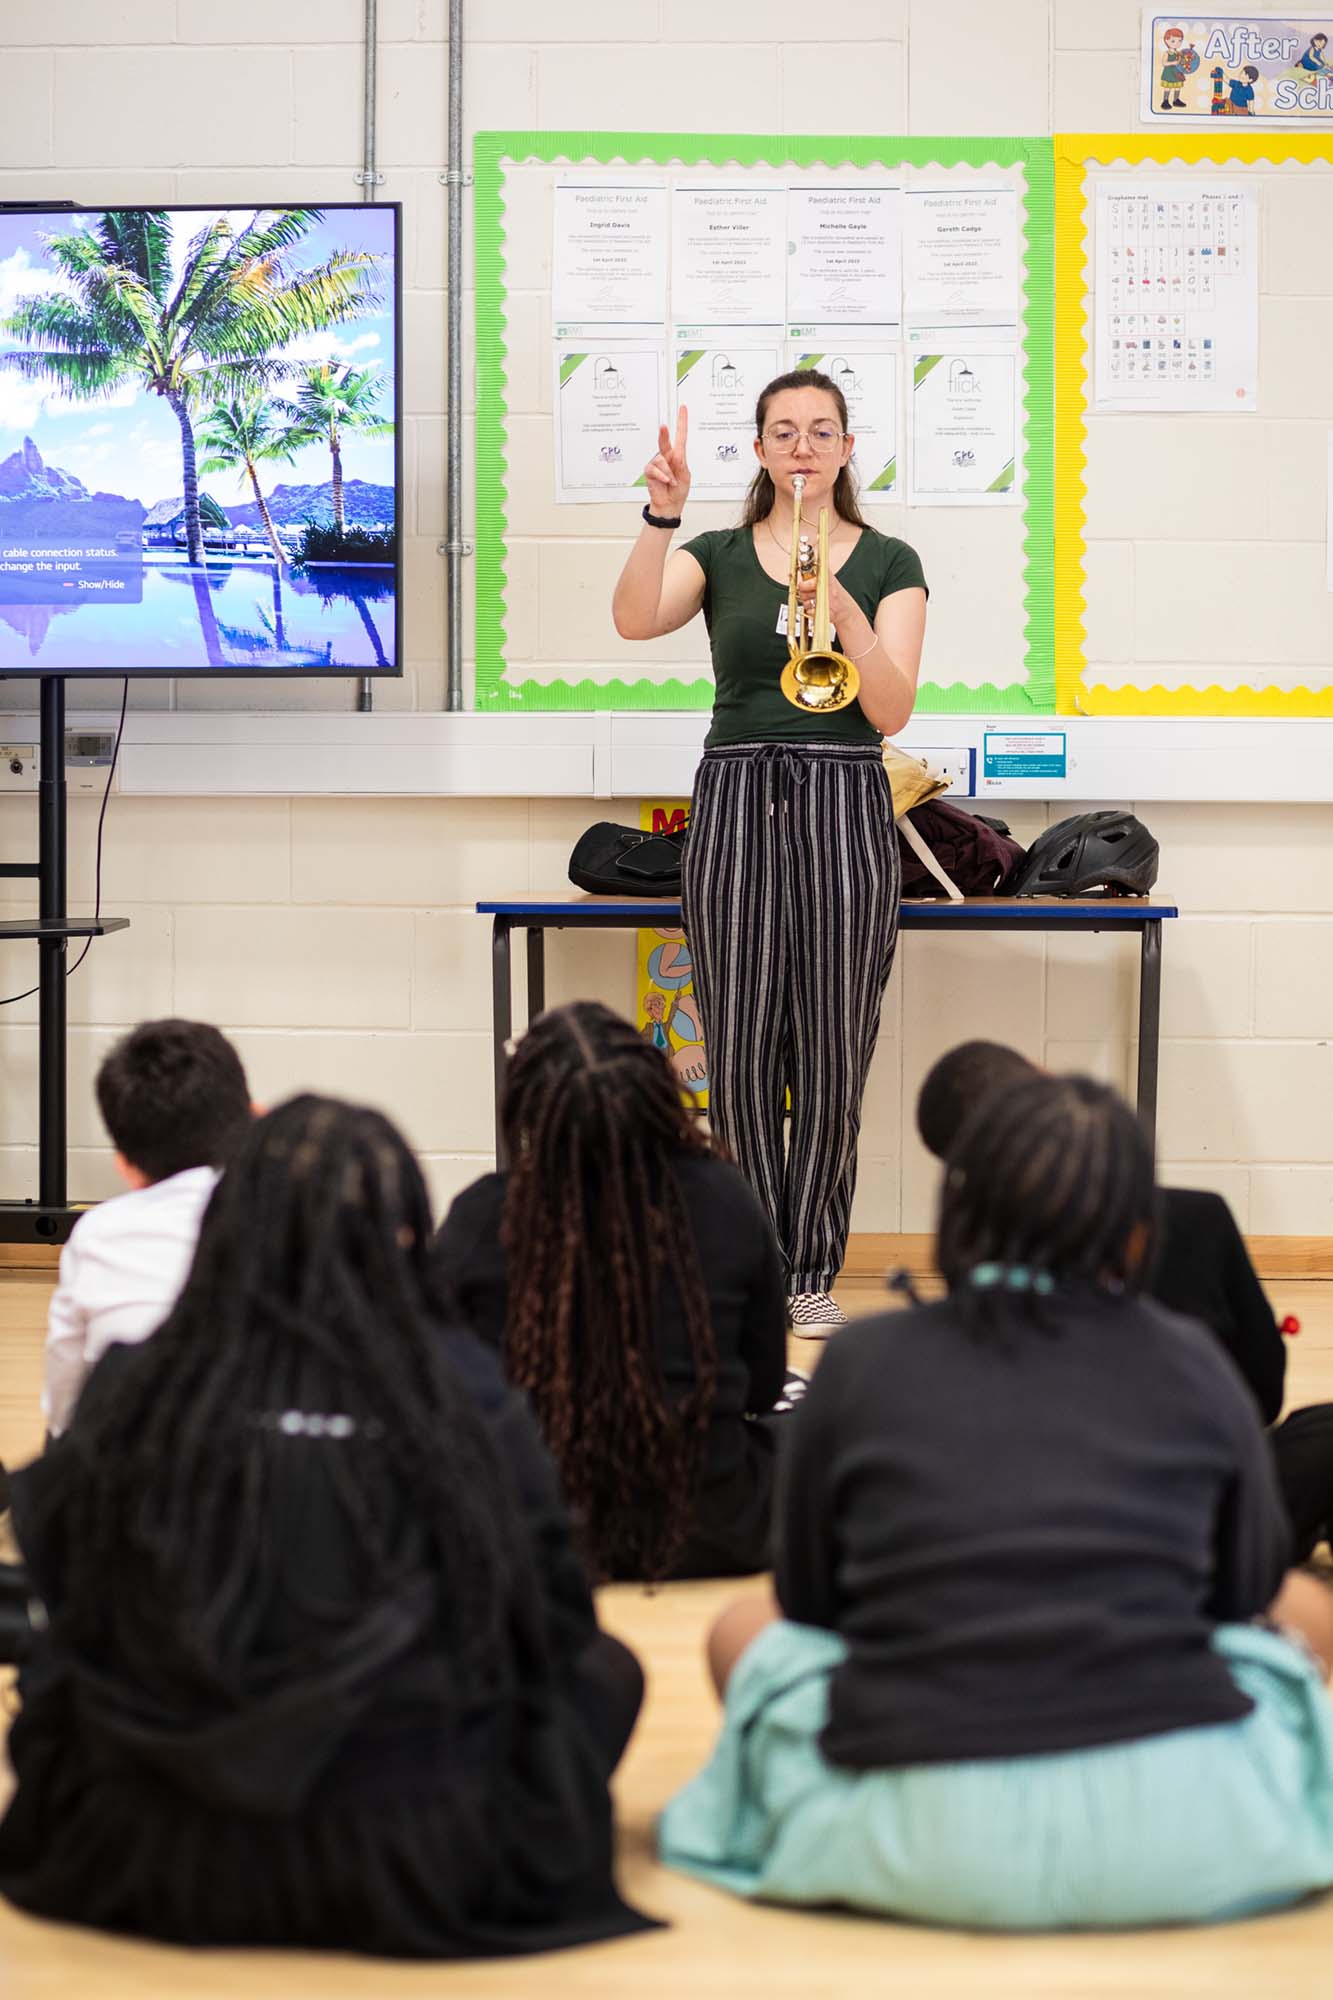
[{"xmin": 1142, "ymin": 12, "xmax": 1333, "ymax": 122}]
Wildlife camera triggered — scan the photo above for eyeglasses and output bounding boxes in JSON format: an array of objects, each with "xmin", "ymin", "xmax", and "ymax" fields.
[{"xmin": 761, "ymin": 424, "xmax": 846, "ymax": 454}]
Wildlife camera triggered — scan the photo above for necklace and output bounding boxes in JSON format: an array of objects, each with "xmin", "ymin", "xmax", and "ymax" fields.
[{"xmin": 765, "ymin": 513, "xmax": 848, "ymax": 561}]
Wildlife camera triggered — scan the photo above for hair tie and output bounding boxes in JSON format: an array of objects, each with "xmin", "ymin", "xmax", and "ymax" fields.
[{"xmin": 967, "ymin": 1263, "xmax": 1055, "ymax": 1297}]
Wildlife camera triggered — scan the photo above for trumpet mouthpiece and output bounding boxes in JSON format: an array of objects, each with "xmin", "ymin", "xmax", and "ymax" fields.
[{"xmin": 792, "ymin": 474, "xmax": 806, "ymax": 495}]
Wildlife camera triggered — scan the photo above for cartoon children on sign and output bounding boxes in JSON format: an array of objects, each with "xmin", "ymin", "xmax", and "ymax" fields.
[
  {"xmin": 1211, "ymin": 61, "xmax": 1261, "ymax": 112},
  {"xmin": 1160, "ymin": 25, "xmax": 1201, "ymax": 109}
]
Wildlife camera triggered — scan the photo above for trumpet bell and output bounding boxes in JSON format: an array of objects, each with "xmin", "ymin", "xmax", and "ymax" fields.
[{"xmin": 780, "ymin": 648, "xmax": 862, "ymax": 713}]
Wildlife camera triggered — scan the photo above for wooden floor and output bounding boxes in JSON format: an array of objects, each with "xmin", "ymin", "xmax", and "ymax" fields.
[{"xmin": 3, "ymin": 1272, "xmax": 1333, "ymax": 1997}]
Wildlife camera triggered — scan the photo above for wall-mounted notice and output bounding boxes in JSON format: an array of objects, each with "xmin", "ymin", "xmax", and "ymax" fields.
[
  {"xmin": 909, "ymin": 347, "xmax": 1019, "ymax": 505},
  {"xmin": 788, "ymin": 336, "xmax": 899, "ymax": 497},
  {"xmin": 1141, "ymin": 12, "xmax": 1333, "ymax": 125},
  {"xmin": 903, "ymin": 186, "xmax": 1021, "ymax": 329},
  {"xmin": 1094, "ymin": 181, "xmax": 1259, "ymax": 411},
  {"xmin": 671, "ymin": 186, "xmax": 786, "ymax": 328},
  {"xmin": 552, "ymin": 183, "xmax": 667, "ymax": 330},
  {"xmin": 786, "ymin": 186, "xmax": 902, "ymax": 331},
  {"xmin": 553, "ymin": 344, "xmax": 664, "ymax": 503},
  {"xmin": 674, "ymin": 334, "xmax": 781, "ymax": 496},
  {"xmin": 982, "ymin": 731, "xmax": 1068, "ymax": 784}
]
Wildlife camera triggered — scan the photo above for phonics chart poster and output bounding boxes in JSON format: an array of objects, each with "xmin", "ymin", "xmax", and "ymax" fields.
[
  {"xmin": 1055, "ymin": 130, "xmax": 1333, "ymax": 717},
  {"xmin": 1094, "ymin": 181, "xmax": 1259, "ymax": 410}
]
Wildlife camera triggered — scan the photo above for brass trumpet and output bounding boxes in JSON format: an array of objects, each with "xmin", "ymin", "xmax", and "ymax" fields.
[{"xmin": 779, "ymin": 475, "xmax": 861, "ymax": 714}]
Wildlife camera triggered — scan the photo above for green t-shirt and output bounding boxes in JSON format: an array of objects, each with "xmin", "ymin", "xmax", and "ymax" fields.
[{"xmin": 681, "ymin": 523, "xmax": 927, "ymax": 747}]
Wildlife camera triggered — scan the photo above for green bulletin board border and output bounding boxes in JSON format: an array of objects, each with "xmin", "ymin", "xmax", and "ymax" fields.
[{"xmin": 473, "ymin": 132, "xmax": 1055, "ymax": 715}]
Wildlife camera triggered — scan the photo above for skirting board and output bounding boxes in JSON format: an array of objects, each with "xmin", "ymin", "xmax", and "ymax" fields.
[
  {"xmin": 843, "ymin": 1235, "xmax": 1333, "ymax": 1284},
  {"xmin": 4, "ymin": 1235, "xmax": 1332, "ymax": 1281}
]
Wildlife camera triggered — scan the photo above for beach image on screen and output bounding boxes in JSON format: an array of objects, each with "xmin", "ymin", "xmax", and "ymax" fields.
[{"xmin": 0, "ymin": 204, "xmax": 397, "ymax": 675}]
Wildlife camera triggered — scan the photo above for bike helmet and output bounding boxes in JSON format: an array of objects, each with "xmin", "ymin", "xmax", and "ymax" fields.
[{"xmin": 1006, "ymin": 810, "xmax": 1159, "ymax": 898}]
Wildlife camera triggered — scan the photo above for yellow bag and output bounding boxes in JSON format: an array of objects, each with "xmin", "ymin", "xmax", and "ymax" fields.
[
  {"xmin": 882, "ymin": 744, "xmax": 964, "ymax": 902},
  {"xmin": 882, "ymin": 741, "xmax": 949, "ymax": 821}
]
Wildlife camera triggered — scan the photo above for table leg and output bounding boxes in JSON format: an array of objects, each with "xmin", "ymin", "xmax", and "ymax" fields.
[
  {"xmin": 526, "ymin": 927, "xmax": 546, "ymax": 1025},
  {"xmin": 492, "ymin": 916, "xmax": 513, "ymax": 1167},
  {"xmin": 1136, "ymin": 919, "xmax": 1162, "ymax": 1141}
]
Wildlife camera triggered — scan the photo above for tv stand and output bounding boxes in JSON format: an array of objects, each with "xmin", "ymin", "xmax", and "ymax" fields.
[{"xmin": 0, "ymin": 678, "xmax": 129, "ymax": 1244}]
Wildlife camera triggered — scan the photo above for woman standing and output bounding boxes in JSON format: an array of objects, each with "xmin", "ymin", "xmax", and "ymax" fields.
[{"xmin": 612, "ymin": 371, "xmax": 927, "ymax": 1333}]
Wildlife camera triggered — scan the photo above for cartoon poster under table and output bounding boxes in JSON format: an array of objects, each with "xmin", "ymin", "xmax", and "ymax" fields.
[
  {"xmin": 635, "ymin": 799, "xmax": 708, "ymax": 1110},
  {"xmin": 1141, "ymin": 13, "xmax": 1333, "ymax": 125}
]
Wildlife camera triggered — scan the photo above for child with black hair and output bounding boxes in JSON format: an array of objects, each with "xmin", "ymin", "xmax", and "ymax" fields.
[
  {"xmin": 918, "ymin": 1040, "xmax": 1333, "ymax": 1559},
  {"xmin": 1, "ymin": 1094, "xmax": 652, "ymax": 1956},
  {"xmin": 432, "ymin": 1000, "xmax": 791, "ymax": 1584},
  {"xmin": 660, "ymin": 1074, "xmax": 1333, "ymax": 1929},
  {"xmin": 42, "ymin": 1018, "xmax": 255, "ymax": 1438}
]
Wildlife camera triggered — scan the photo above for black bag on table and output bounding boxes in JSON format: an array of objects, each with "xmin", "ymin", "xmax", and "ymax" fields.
[{"xmin": 568, "ymin": 821, "xmax": 687, "ymax": 898}]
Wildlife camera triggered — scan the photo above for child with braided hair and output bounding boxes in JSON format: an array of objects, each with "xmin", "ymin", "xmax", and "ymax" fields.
[
  {"xmin": 432, "ymin": 1000, "xmax": 790, "ymax": 1583},
  {"xmin": 661, "ymin": 1073, "xmax": 1333, "ymax": 1930},
  {"xmin": 0, "ymin": 1095, "xmax": 653, "ymax": 1957}
]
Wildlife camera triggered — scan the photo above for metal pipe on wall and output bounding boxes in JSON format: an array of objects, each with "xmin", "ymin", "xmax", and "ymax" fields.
[
  {"xmin": 444, "ymin": 0, "xmax": 466, "ymax": 711},
  {"xmin": 356, "ymin": 0, "xmax": 380, "ymax": 715}
]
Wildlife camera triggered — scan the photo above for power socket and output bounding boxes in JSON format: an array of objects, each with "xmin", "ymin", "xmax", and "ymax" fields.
[
  {"xmin": 0, "ymin": 744, "xmax": 37, "ymax": 791},
  {"xmin": 64, "ymin": 729, "xmax": 119, "ymax": 794},
  {"xmin": 910, "ymin": 746, "xmax": 974, "ymax": 796},
  {"xmin": 0, "ymin": 738, "xmax": 119, "ymax": 794}
]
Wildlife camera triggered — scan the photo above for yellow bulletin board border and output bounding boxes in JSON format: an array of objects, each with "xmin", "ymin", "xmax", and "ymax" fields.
[{"xmin": 1055, "ymin": 132, "xmax": 1333, "ymax": 718}]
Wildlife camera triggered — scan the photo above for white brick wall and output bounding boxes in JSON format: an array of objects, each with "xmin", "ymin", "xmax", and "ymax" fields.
[{"xmin": 0, "ymin": 3, "xmax": 1328, "ymax": 1235}]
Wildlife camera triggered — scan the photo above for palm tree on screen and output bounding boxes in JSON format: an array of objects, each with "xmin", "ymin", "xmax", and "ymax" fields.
[
  {"xmin": 287, "ymin": 362, "xmax": 393, "ymax": 536},
  {"xmin": 197, "ymin": 393, "xmax": 302, "ymax": 570},
  {"xmin": 0, "ymin": 208, "xmax": 382, "ymax": 565}
]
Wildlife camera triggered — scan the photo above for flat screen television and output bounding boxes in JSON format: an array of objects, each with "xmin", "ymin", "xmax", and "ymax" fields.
[{"xmin": 0, "ymin": 202, "xmax": 400, "ymax": 677}]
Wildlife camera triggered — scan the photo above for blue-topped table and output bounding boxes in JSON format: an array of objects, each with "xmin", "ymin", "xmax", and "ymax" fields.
[{"xmin": 478, "ymin": 895, "xmax": 1179, "ymax": 1163}]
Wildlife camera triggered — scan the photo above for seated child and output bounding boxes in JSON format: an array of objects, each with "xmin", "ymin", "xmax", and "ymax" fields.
[
  {"xmin": 432, "ymin": 1000, "xmax": 789, "ymax": 1583},
  {"xmin": 918, "ymin": 1040, "xmax": 1333, "ymax": 1558},
  {"xmin": 0, "ymin": 1095, "xmax": 652, "ymax": 1957},
  {"xmin": 42, "ymin": 1018, "xmax": 253, "ymax": 1438},
  {"xmin": 660, "ymin": 1073, "xmax": 1333, "ymax": 1930}
]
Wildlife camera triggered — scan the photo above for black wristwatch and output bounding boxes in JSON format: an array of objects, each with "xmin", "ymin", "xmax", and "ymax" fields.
[{"xmin": 642, "ymin": 504, "xmax": 682, "ymax": 529}]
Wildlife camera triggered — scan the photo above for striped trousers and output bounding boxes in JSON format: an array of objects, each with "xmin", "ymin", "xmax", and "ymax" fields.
[{"xmin": 681, "ymin": 743, "xmax": 900, "ymax": 1293}]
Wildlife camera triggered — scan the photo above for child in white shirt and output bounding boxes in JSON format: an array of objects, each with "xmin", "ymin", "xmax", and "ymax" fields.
[{"xmin": 42, "ymin": 1019, "xmax": 252, "ymax": 1438}]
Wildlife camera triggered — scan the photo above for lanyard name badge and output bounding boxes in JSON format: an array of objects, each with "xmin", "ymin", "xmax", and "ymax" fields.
[{"xmin": 776, "ymin": 601, "xmax": 837, "ymax": 644}]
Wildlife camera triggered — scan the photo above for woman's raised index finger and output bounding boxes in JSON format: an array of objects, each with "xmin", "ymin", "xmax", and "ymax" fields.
[
  {"xmin": 658, "ymin": 423, "xmax": 672, "ymax": 456},
  {"xmin": 675, "ymin": 404, "xmax": 689, "ymax": 455}
]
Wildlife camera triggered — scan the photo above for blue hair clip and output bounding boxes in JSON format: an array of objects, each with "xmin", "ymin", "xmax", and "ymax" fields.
[{"xmin": 967, "ymin": 1263, "xmax": 1055, "ymax": 1297}]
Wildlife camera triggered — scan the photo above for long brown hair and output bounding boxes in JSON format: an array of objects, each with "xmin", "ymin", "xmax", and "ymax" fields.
[
  {"xmin": 499, "ymin": 1001, "xmax": 720, "ymax": 1582},
  {"xmin": 739, "ymin": 367, "xmax": 866, "ymax": 529}
]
